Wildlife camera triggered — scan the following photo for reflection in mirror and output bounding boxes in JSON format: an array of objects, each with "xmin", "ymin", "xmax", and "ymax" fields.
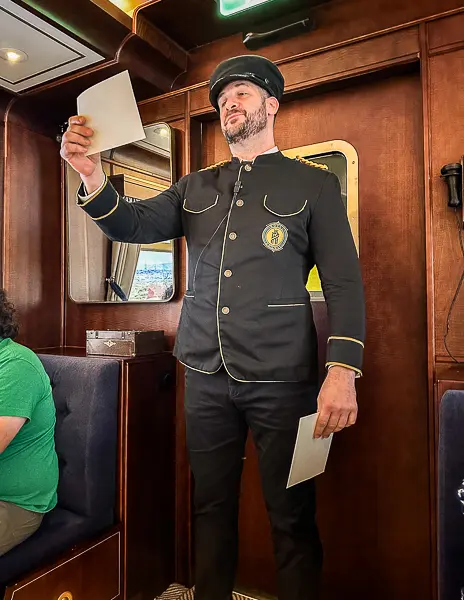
[
  {"xmin": 283, "ymin": 141, "xmax": 359, "ymax": 301},
  {"xmin": 66, "ymin": 123, "xmax": 176, "ymax": 303}
]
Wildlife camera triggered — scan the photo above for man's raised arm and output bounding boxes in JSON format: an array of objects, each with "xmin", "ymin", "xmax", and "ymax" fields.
[{"xmin": 61, "ymin": 115, "xmax": 184, "ymax": 244}]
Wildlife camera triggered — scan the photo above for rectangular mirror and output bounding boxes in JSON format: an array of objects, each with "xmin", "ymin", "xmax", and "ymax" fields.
[{"xmin": 66, "ymin": 122, "xmax": 177, "ymax": 303}]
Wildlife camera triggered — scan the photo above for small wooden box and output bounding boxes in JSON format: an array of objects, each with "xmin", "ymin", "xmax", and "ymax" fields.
[{"xmin": 86, "ymin": 330, "xmax": 164, "ymax": 357}]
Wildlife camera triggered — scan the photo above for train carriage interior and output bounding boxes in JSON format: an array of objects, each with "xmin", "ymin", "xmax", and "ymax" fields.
[{"xmin": 0, "ymin": 0, "xmax": 463, "ymax": 599}]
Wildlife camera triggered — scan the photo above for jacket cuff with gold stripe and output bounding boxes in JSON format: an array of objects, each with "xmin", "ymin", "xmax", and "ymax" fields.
[
  {"xmin": 76, "ymin": 175, "xmax": 120, "ymax": 220},
  {"xmin": 326, "ymin": 336, "xmax": 364, "ymax": 377}
]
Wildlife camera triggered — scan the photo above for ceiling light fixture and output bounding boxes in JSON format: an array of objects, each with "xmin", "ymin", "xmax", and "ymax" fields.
[{"xmin": 0, "ymin": 48, "xmax": 28, "ymax": 63}]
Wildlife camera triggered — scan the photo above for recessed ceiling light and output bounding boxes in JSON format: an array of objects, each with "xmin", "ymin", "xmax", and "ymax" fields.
[
  {"xmin": 0, "ymin": 48, "xmax": 28, "ymax": 63},
  {"xmin": 159, "ymin": 128, "xmax": 169, "ymax": 138}
]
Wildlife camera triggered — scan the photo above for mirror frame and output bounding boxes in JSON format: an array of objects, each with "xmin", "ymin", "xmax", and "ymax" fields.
[{"xmin": 65, "ymin": 121, "xmax": 178, "ymax": 304}]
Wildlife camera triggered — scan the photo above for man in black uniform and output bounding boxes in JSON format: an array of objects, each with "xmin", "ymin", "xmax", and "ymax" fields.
[{"xmin": 61, "ymin": 55, "xmax": 365, "ymax": 600}]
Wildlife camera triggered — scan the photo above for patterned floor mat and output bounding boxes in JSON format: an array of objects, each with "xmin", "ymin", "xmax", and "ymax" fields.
[{"xmin": 155, "ymin": 583, "xmax": 269, "ymax": 600}]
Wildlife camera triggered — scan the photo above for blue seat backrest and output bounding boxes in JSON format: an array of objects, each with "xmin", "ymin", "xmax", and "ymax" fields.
[
  {"xmin": 38, "ymin": 354, "xmax": 120, "ymax": 520},
  {"xmin": 0, "ymin": 354, "xmax": 120, "ymax": 590},
  {"xmin": 438, "ymin": 389, "xmax": 464, "ymax": 600}
]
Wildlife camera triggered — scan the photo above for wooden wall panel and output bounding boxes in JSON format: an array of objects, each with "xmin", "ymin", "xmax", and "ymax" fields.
[
  {"xmin": 2, "ymin": 123, "xmax": 62, "ymax": 349},
  {"xmin": 198, "ymin": 71, "xmax": 430, "ymax": 599},
  {"xmin": 428, "ymin": 47, "xmax": 464, "ymax": 362},
  {"xmin": 428, "ymin": 12, "xmax": 464, "ymax": 53},
  {"xmin": 188, "ymin": 27, "xmax": 420, "ymax": 116},
  {"xmin": 179, "ymin": 0, "xmax": 463, "ymax": 88},
  {"xmin": 436, "ymin": 364, "xmax": 464, "ymax": 401},
  {"xmin": 139, "ymin": 93, "xmax": 186, "ymax": 125},
  {"xmin": 190, "ymin": 87, "xmax": 212, "ymax": 116},
  {"xmin": 281, "ymin": 28, "xmax": 419, "ymax": 91}
]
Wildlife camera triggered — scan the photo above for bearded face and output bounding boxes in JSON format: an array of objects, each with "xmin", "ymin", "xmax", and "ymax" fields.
[
  {"xmin": 218, "ymin": 81, "xmax": 273, "ymax": 145},
  {"xmin": 221, "ymin": 97, "xmax": 268, "ymax": 144}
]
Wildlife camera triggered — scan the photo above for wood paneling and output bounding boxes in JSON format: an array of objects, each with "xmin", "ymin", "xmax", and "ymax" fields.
[
  {"xmin": 0, "ymin": 91, "xmax": 14, "ymax": 286},
  {"xmin": 174, "ymin": 361, "xmax": 192, "ymax": 585},
  {"xmin": 139, "ymin": 93, "xmax": 186, "ymax": 125},
  {"xmin": 428, "ymin": 12, "xmax": 464, "ymax": 53},
  {"xmin": 419, "ymin": 23, "xmax": 438, "ymax": 599},
  {"xmin": 200, "ymin": 71, "xmax": 430, "ymax": 599},
  {"xmin": 2, "ymin": 122, "xmax": 62, "ymax": 349},
  {"xmin": 190, "ymin": 87, "xmax": 212, "ymax": 117},
  {"xmin": 122, "ymin": 355, "xmax": 177, "ymax": 599},
  {"xmin": 136, "ymin": 14, "xmax": 188, "ymax": 72},
  {"xmin": 117, "ymin": 33, "xmax": 184, "ymax": 93},
  {"xmin": 428, "ymin": 48, "xmax": 464, "ymax": 362},
  {"xmin": 0, "ymin": 90, "xmax": 12, "ymax": 121},
  {"xmin": 176, "ymin": 27, "xmax": 420, "ymax": 118},
  {"xmin": 137, "ymin": 0, "xmax": 322, "ymax": 50},
  {"xmin": 280, "ymin": 28, "xmax": 420, "ymax": 91},
  {"xmin": 180, "ymin": 0, "xmax": 463, "ymax": 88},
  {"xmin": 4, "ymin": 530, "xmax": 121, "ymax": 600},
  {"xmin": 436, "ymin": 365, "xmax": 464, "ymax": 401}
]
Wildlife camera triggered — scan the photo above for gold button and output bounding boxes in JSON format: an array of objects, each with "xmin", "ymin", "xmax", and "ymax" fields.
[
  {"xmin": 244, "ymin": 164, "xmax": 252, "ymax": 171},
  {"xmin": 224, "ymin": 269, "xmax": 232, "ymax": 278},
  {"xmin": 236, "ymin": 199, "xmax": 244, "ymax": 207},
  {"xmin": 229, "ymin": 232, "xmax": 237, "ymax": 240},
  {"xmin": 221, "ymin": 306, "xmax": 230, "ymax": 315}
]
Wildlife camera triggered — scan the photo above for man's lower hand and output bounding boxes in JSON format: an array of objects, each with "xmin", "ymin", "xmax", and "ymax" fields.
[{"xmin": 314, "ymin": 366, "xmax": 358, "ymax": 438}]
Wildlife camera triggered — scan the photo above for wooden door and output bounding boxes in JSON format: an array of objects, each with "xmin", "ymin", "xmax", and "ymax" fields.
[{"xmin": 201, "ymin": 70, "xmax": 430, "ymax": 600}]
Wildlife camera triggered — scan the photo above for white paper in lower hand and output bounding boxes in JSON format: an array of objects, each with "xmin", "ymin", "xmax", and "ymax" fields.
[
  {"xmin": 77, "ymin": 70, "xmax": 145, "ymax": 156},
  {"xmin": 287, "ymin": 412, "xmax": 333, "ymax": 488}
]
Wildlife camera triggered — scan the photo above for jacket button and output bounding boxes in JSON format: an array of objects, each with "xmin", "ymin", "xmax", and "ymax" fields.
[
  {"xmin": 224, "ymin": 269, "xmax": 232, "ymax": 277},
  {"xmin": 229, "ymin": 232, "xmax": 237, "ymax": 240},
  {"xmin": 244, "ymin": 164, "xmax": 252, "ymax": 171},
  {"xmin": 221, "ymin": 306, "xmax": 230, "ymax": 315},
  {"xmin": 236, "ymin": 199, "xmax": 244, "ymax": 207}
]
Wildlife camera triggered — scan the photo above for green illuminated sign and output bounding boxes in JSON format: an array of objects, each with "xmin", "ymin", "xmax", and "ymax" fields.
[{"xmin": 219, "ymin": 0, "xmax": 275, "ymax": 17}]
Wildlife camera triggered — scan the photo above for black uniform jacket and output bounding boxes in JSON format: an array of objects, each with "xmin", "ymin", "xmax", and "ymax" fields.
[{"xmin": 78, "ymin": 151, "xmax": 365, "ymax": 383}]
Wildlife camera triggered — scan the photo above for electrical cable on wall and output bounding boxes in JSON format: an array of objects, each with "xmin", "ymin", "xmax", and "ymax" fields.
[{"xmin": 444, "ymin": 208, "xmax": 464, "ymax": 363}]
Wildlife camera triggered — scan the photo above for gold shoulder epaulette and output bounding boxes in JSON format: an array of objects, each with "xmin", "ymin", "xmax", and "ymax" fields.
[
  {"xmin": 294, "ymin": 156, "xmax": 329, "ymax": 170},
  {"xmin": 199, "ymin": 160, "xmax": 230, "ymax": 172}
]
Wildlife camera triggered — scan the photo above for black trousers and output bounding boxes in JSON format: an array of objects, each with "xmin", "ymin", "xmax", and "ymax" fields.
[{"xmin": 184, "ymin": 366, "xmax": 322, "ymax": 600}]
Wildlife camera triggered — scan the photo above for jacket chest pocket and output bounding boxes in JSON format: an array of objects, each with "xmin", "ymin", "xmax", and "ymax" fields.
[
  {"xmin": 183, "ymin": 193, "xmax": 220, "ymax": 214},
  {"xmin": 263, "ymin": 194, "xmax": 308, "ymax": 218}
]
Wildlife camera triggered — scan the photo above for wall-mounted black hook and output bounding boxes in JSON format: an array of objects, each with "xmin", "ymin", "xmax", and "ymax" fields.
[{"xmin": 441, "ymin": 162, "xmax": 462, "ymax": 208}]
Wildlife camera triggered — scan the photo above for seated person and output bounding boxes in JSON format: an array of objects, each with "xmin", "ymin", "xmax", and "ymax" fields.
[{"xmin": 0, "ymin": 289, "xmax": 58, "ymax": 557}]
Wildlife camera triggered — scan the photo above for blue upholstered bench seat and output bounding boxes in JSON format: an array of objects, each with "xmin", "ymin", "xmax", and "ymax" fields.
[
  {"xmin": 0, "ymin": 508, "xmax": 107, "ymax": 584},
  {"xmin": 0, "ymin": 354, "xmax": 120, "ymax": 590},
  {"xmin": 438, "ymin": 389, "xmax": 464, "ymax": 600}
]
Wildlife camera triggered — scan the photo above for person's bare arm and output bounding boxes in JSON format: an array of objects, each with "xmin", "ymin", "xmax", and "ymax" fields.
[{"xmin": 0, "ymin": 416, "xmax": 26, "ymax": 454}]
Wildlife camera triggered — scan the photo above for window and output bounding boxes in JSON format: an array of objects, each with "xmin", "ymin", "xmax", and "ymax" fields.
[
  {"xmin": 128, "ymin": 242, "xmax": 174, "ymax": 301},
  {"xmin": 283, "ymin": 140, "xmax": 359, "ymax": 301}
]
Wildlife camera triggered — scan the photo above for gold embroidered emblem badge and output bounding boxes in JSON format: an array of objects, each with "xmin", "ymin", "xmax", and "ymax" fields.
[{"xmin": 262, "ymin": 221, "xmax": 288, "ymax": 252}]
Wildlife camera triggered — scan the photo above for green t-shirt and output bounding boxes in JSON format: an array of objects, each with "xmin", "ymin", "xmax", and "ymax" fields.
[{"xmin": 0, "ymin": 338, "xmax": 58, "ymax": 513}]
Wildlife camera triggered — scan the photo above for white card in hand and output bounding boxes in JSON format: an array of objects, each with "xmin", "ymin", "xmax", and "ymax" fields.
[
  {"xmin": 77, "ymin": 70, "xmax": 145, "ymax": 156},
  {"xmin": 287, "ymin": 412, "xmax": 333, "ymax": 488}
]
